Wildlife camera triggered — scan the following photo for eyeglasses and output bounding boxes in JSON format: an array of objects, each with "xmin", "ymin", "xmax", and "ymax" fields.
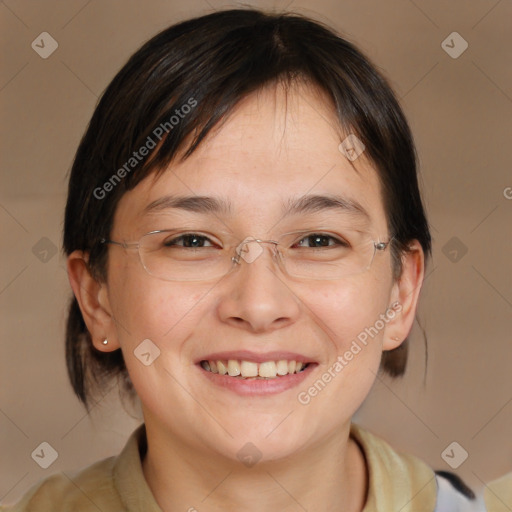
[{"xmin": 100, "ymin": 228, "xmax": 392, "ymax": 282}]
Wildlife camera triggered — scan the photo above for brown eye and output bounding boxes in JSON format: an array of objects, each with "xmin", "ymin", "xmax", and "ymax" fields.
[
  {"xmin": 163, "ymin": 233, "xmax": 215, "ymax": 248},
  {"xmin": 294, "ymin": 234, "xmax": 350, "ymax": 249}
]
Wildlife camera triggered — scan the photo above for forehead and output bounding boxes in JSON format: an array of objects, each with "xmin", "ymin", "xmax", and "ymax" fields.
[{"xmin": 115, "ymin": 83, "xmax": 388, "ymax": 234}]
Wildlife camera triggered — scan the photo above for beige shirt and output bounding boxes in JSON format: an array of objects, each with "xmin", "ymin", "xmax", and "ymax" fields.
[
  {"xmin": 484, "ymin": 472, "xmax": 512, "ymax": 512},
  {"xmin": 0, "ymin": 422, "xmax": 472, "ymax": 511}
]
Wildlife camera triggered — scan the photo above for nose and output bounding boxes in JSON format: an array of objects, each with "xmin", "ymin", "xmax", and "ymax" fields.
[{"xmin": 217, "ymin": 238, "xmax": 301, "ymax": 334}]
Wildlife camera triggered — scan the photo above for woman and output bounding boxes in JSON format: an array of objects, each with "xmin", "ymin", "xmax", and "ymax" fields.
[{"xmin": 3, "ymin": 8, "xmax": 489, "ymax": 511}]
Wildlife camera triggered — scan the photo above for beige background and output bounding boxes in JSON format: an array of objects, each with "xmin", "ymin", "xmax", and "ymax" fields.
[{"xmin": 1, "ymin": 0, "xmax": 511, "ymax": 505}]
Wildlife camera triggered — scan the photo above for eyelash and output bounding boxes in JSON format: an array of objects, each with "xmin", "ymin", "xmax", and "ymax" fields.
[{"xmin": 163, "ymin": 233, "xmax": 350, "ymax": 249}]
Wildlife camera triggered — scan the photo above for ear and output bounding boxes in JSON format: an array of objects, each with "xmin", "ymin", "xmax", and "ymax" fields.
[
  {"xmin": 67, "ymin": 250, "xmax": 120, "ymax": 352},
  {"xmin": 383, "ymin": 240, "xmax": 425, "ymax": 351}
]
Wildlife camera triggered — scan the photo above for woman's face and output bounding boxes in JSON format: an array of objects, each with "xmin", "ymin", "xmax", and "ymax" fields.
[{"xmin": 100, "ymin": 84, "xmax": 407, "ymax": 462}]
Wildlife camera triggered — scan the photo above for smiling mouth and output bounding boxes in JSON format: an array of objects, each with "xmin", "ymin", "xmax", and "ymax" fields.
[{"xmin": 200, "ymin": 359, "xmax": 311, "ymax": 379}]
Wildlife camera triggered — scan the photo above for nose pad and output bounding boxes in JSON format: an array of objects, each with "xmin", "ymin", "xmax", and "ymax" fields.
[{"xmin": 233, "ymin": 237, "xmax": 280, "ymax": 266}]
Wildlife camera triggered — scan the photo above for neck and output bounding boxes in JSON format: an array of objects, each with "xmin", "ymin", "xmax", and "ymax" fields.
[{"xmin": 141, "ymin": 421, "xmax": 368, "ymax": 512}]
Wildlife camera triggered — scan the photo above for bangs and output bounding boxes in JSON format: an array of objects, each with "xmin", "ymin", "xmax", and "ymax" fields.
[{"xmin": 87, "ymin": 11, "xmax": 396, "ymax": 198}]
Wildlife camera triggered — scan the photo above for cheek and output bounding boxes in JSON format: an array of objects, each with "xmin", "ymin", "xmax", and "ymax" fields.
[
  {"xmin": 107, "ymin": 269, "xmax": 210, "ymax": 409},
  {"xmin": 309, "ymin": 273, "xmax": 392, "ymax": 353},
  {"xmin": 295, "ymin": 277, "xmax": 391, "ymax": 423},
  {"xmin": 107, "ymin": 258, "xmax": 206, "ymax": 355}
]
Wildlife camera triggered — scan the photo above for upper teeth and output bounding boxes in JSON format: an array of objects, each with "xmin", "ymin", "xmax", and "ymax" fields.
[{"xmin": 201, "ymin": 359, "xmax": 306, "ymax": 379}]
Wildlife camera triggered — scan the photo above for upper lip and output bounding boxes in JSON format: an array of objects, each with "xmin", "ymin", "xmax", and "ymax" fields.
[{"xmin": 196, "ymin": 350, "xmax": 315, "ymax": 364}]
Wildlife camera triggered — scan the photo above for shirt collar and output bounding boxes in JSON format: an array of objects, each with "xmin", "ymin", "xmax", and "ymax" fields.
[
  {"xmin": 113, "ymin": 423, "xmax": 162, "ymax": 511},
  {"xmin": 112, "ymin": 422, "xmax": 437, "ymax": 511},
  {"xmin": 350, "ymin": 423, "xmax": 437, "ymax": 511}
]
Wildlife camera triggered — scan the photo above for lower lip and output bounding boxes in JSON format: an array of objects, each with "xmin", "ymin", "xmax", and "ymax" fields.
[{"xmin": 197, "ymin": 363, "xmax": 317, "ymax": 396}]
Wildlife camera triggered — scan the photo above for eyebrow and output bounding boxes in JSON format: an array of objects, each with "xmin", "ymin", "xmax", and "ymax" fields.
[
  {"xmin": 143, "ymin": 193, "xmax": 370, "ymax": 221},
  {"xmin": 283, "ymin": 194, "xmax": 370, "ymax": 220},
  {"xmin": 144, "ymin": 195, "xmax": 232, "ymax": 215}
]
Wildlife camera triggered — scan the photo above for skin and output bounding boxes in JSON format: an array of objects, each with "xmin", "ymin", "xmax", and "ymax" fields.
[{"xmin": 68, "ymin": 82, "xmax": 424, "ymax": 512}]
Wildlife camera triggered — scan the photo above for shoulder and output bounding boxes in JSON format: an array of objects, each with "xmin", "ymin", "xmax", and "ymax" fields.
[
  {"xmin": 0, "ymin": 456, "xmax": 123, "ymax": 512},
  {"xmin": 1, "ymin": 424, "xmax": 150, "ymax": 512},
  {"xmin": 483, "ymin": 472, "xmax": 512, "ymax": 512},
  {"xmin": 350, "ymin": 423, "xmax": 437, "ymax": 509},
  {"xmin": 350, "ymin": 423, "xmax": 483, "ymax": 511},
  {"xmin": 350, "ymin": 423, "xmax": 436, "ymax": 482}
]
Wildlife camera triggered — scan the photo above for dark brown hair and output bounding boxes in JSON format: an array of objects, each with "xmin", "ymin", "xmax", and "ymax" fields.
[{"xmin": 63, "ymin": 8, "xmax": 432, "ymax": 410}]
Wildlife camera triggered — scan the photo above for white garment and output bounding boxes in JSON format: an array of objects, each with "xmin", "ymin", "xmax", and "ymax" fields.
[{"xmin": 435, "ymin": 474, "xmax": 487, "ymax": 512}]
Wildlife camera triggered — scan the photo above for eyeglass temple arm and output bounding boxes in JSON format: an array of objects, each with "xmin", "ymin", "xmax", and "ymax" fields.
[{"xmin": 99, "ymin": 238, "xmax": 139, "ymax": 249}]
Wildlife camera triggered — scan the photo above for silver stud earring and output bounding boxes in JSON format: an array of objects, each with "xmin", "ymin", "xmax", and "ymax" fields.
[
  {"xmin": 392, "ymin": 336, "xmax": 400, "ymax": 341},
  {"xmin": 102, "ymin": 339, "xmax": 108, "ymax": 345}
]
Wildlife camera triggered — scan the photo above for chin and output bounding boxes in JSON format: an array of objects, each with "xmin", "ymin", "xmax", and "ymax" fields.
[{"xmin": 210, "ymin": 421, "xmax": 315, "ymax": 465}]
